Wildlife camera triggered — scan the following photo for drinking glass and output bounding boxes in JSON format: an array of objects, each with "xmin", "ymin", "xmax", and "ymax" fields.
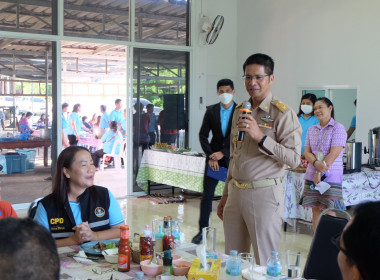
[
  {"xmin": 202, "ymin": 227, "xmax": 217, "ymax": 259},
  {"xmin": 285, "ymin": 250, "xmax": 301, "ymax": 278},
  {"xmin": 239, "ymin": 253, "xmax": 255, "ymax": 280}
]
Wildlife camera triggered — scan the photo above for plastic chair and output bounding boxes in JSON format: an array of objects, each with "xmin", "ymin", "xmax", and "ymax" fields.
[
  {"xmin": 100, "ymin": 138, "xmax": 125, "ymax": 171},
  {"xmin": 303, "ymin": 208, "xmax": 352, "ymax": 280}
]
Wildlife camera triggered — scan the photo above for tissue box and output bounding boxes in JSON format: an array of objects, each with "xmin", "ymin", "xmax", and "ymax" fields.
[{"xmin": 188, "ymin": 258, "xmax": 221, "ymax": 280}]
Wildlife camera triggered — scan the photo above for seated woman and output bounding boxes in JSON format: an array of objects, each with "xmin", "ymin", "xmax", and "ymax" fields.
[
  {"xmin": 337, "ymin": 201, "xmax": 380, "ymax": 280},
  {"xmin": 19, "ymin": 112, "xmax": 34, "ymax": 134},
  {"xmin": 37, "ymin": 113, "xmax": 46, "ymax": 128},
  {"xmin": 34, "ymin": 146, "xmax": 125, "ymax": 247},
  {"xmin": 92, "ymin": 121, "xmax": 121, "ymax": 169}
]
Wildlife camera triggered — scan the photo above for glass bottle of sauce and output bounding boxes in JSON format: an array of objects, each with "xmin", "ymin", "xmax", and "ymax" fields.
[
  {"xmin": 140, "ymin": 235, "xmax": 153, "ymax": 262},
  {"xmin": 118, "ymin": 225, "xmax": 131, "ymax": 272},
  {"xmin": 163, "ymin": 216, "xmax": 174, "ymax": 251}
]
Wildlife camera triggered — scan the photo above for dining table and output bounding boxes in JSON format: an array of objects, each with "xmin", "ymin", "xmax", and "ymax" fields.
[
  {"xmin": 284, "ymin": 167, "xmax": 380, "ymax": 224},
  {"xmin": 78, "ymin": 134, "xmax": 103, "ymax": 153},
  {"xmin": 0, "ymin": 135, "xmax": 51, "ymax": 166},
  {"xmin": 136, "ymin": 149, "xmax": 225, "ymax": 195},
  {"xmin": 58, "ymin": 242, "xmax": 198, "ymax": 280}
]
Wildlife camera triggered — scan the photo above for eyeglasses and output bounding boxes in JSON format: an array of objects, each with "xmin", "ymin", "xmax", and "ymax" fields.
[
  {"xmin": 242, "ymin": 75, "xmax": 269, "ymax": 83},
  {"xmin": 331, "ymin": 233, "xmax": 351, "ymax": 258}
]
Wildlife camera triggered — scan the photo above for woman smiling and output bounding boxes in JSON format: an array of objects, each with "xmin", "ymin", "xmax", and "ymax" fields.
[
  {"xmin": 299, "ymin": 97, "xmax": 347, "ymax": 230},
  {"xmin": 34, "ymin": 146, "xmax": 125, "ymax": 247}
]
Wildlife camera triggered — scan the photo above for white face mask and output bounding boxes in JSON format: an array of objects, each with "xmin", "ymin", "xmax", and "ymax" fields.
[
  {"xmin": 301, "ymin": 105, "xmax": 313, "ymax": 115},
  {"xmin": 218, "ymin": 93, "xmax": 233, "ymax": 105}
]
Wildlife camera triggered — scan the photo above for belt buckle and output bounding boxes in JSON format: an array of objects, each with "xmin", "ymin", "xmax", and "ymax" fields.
[
  {"xmin": 240, "ymin": 183, "xmax": 249, "ymax": 189},
  {"xmin": 235, "ymin": 180, "xmax": 249, "ymax": 189}
]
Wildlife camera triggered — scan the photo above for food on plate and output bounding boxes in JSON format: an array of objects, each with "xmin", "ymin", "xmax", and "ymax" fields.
[{"xmin": 93, "ymin": 241, "xmax": 119, "ymax": 251}]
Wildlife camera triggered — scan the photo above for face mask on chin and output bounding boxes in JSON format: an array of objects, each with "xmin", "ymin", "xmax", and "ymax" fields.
[
  {"xmin": 218, "ymin": 93, "xmax": 233, "ymax": 105},
  {"xmin": 301, "ymin": 105, "xmax": 313, "ymax": 115}
]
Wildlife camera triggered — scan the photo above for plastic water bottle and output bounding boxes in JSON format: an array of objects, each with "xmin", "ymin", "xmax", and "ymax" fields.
[
  {"xmin": 266, "ymin": 251, "xmax": 282, "ymax": 279},
  {"xmin": 226, "ymin": 250, "xmax": 241, "ymax": 279},
  {"xmin": 172, "ymin": 220, "xmax": 181, "ymax": 247}
]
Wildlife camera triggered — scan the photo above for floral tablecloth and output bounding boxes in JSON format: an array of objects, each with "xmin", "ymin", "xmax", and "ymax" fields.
[
  {"xmin": 136, "ymin": 150, "xmax": 225, "ymax": 195},
  {"xmin": 284, "ymin": 168, "xmax": 380, "ymax": 223}
]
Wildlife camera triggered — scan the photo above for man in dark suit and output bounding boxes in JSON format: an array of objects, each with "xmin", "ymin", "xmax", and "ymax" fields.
[{"xmin": 191, "ymin": 78, "xmax": 237, "ymax": 244}]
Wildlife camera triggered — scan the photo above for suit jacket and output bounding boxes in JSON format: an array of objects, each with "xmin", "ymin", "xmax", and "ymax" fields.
[{"xmin": 199, "ymin": 102, "xmax": 236, "ymax": 167}]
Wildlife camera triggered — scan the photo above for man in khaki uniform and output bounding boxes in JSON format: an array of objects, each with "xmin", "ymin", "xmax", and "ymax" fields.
[{"xmin": 217, "ymin": 53, "xmax": 301, "ymax": 265}]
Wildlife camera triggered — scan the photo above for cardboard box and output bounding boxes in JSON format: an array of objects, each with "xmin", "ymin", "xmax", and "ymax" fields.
[{"xmin": 188, "ymin": 258, "xmax": 221, "ymax": 280}]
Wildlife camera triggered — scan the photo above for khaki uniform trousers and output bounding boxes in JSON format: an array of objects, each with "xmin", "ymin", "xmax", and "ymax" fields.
[{"xmin": 223, "ymin": 179, "xmax": 284, "ymax": 265}]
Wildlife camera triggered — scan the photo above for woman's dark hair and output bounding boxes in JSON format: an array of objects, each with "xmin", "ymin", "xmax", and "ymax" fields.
[
  {"xmin": 110, "ymin": 120, "xmax": 118, "ymax": 132},
  {"xmin": 315, "ymin": 97, "xmax": 334, "ymax": 119},
  {"xmin": 72, "ymin": 104, "xmax": 81, "ymax": 113},
  {"xmin": 82, "ymin": 116, "xmax": 87, "ymax": 122},
  {"xmin": 52, "ymin": 146, "xmax": 91, "ymax": 208},
  {"xmin": 26, "ymin": 112, "xmax": 33, "ymax": 118},
  {"xmin": 297, "ymin": 93, "xmax": 317, "ymax": 117},
  {"xmin": 342, "ymin": 201, "xmax": 380, "ymax": 280}
]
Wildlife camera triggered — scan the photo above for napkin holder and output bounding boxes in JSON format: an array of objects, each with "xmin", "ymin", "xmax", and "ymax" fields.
[{"xmin": 188, "ymin": 258, "xmax": 221, "ymax": 280}]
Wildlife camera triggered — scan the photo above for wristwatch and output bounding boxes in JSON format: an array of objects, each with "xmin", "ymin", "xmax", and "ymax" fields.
[{"xmin": 258, "ymin": 135, "xmax": 267, "ymax": 147}]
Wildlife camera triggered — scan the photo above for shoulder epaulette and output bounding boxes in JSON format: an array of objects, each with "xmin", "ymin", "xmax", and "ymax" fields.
[{"xmin": 272, "ymin": 99, "xmax": 289, "ymax": 113}]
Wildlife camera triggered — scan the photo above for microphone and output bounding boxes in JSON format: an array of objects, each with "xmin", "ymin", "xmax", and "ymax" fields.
[{"xmin": 238, "ymin": 101, "xmax": 252, "ymax": 142}]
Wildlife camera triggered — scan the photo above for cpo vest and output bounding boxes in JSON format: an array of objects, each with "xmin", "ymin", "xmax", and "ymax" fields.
[{"xmin": 40, "ymin": 185, "xmax": 111, "ymax": 239}]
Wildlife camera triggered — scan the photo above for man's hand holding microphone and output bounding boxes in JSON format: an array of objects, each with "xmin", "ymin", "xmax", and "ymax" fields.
[{"xmin": 237, "ymin": 101, "xmax": 265, "ymax": 142}]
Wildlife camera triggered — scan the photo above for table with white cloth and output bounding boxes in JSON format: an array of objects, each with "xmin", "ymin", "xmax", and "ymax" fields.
[
  {"xmin": 136, "ymin": 150, "xmax": 225, "ymax": 195},
  {"xmin": 284, "ymin": 167, "xmax": 380, "ymax": 223}
]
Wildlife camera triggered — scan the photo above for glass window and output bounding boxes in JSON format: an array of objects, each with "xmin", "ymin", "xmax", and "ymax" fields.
[
  {"xmin": 135, "ymin": 0, "xmax": 190, "ymax": 45},
  {"xmin": 132, "ymin": 48, "xmax": 189, "ymax": 191},
  {"xmin": 0, "ymin": 0, "xmax": 53, "ymax": 34},
  {"xmin": 0, "ymin": 38, "xmax": 53, "ymax": 204},
  {"xmin": 64, "ymin": 0, "xmax": 130, "ymax": 41}
]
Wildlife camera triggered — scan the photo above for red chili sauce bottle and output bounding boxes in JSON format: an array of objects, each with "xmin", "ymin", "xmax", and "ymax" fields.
[
  {"xmin": 163, "ymin": 216, "xmax": 175, "ymax": 251},
  {"xmin": 118, "ymin": 225, "xmax": 131, "ymax": 272}
]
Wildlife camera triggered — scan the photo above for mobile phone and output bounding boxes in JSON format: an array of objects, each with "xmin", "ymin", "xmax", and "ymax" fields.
[{"xmin": 321, "ymin": 173, "xmax": 328, "ymax": 181}]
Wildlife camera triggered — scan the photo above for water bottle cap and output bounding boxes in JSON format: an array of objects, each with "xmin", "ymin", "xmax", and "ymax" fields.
[
  {"xmin": 135, "ymin": 271, "xmax": 144, "ymax": 279},
  {"xmin": 271, "ymin": 251, "xmax": 279, "ymax": 256},
  {"xmin": 230, "ymin": 250, "xmax": 238, "ymax": 256},
  {"xmin": 172, "ymin": 220, "xmax": 178, "ymax": 225},
  {"xmin": 145, "ymin": 225, "xmax": 149, "ymax": 229}
]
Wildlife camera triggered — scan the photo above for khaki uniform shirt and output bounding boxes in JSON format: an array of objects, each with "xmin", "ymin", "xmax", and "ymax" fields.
[{"xmin": 223, "ymin": 92, "xmax": 302, "ymax": 195}]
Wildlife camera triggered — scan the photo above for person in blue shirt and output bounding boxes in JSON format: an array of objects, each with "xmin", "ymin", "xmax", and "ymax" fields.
[
  {"xmin": 297, "ymin": 93, "xmax": 319, "ymax": 156},
  {"xmin": 62, "ymin": 103, "xmax": 69, "ymax": 147},
  {"xmin": 99, "ymin": 105, "xmax": 109, "ymax": 137},
  {"xmin": 92, "ymin": 121, "xmax": 122, "ymax": 169},
  {"xmin": 34, "ymin": 146, "xmax": 125, "ymax": 247},
  {"xmin": 109, "ymin": 99, "xmax": 123, "ymax": 131},
  {"xmin": 347, "ymin": 99, "xmax": 357, "ymax": 139},
  {"xmin": 191, "ymin": 78, "xmax": 236, "ymax": 244},
  {"xmin": 67, "ymin": 104, "xmax": 90, "ymax": 146}
]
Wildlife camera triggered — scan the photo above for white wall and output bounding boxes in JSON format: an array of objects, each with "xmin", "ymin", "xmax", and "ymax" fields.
[
  {"xmin": 189, "ymin": 0, "xmax": 239, "ymax": 153},
  {"xmin": 234, "ymin": 0, "xmax": 380, "ymax": 162}
]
